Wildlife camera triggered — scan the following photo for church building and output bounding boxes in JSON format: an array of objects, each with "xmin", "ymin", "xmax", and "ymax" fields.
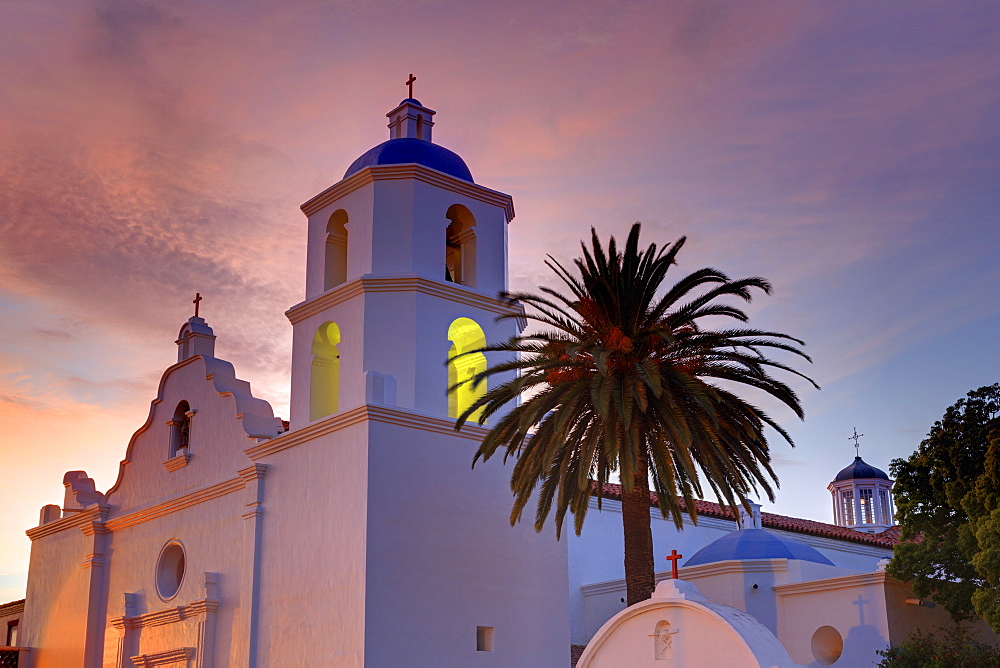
[{"xmin": 7, "ymin": 90, "xmax": 992, "ymax": 667}]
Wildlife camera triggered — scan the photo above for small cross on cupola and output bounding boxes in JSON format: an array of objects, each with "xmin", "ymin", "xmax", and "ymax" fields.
[
  {"xmin": 175, "ymin": 293, "xmax": 216, "ymax": 362},
  {"xmin": 386, "ymin": 74, "xmax": 436, "ymax": 141}
]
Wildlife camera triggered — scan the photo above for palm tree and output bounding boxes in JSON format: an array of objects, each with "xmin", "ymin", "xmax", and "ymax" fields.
[{"xmin": 454, "ymin": 223, "xmax": 816, "ymax": 605}]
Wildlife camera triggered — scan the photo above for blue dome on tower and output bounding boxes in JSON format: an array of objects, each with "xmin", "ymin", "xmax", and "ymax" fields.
[
  {"xmin": 344, "ymin": 138, "xmax": 474, "ymax": 183},
  {"xmin": 834, "ymin": 456, "xmax": 889, "ymax": 482},
  {"xmin": 683, "ymin": 528, "xmax": 834, "ymax": 567}
]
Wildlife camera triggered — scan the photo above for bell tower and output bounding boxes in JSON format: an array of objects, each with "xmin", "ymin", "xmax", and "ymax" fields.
[
  {"xmin": 272, "ymin": 88, "xmax": 569, "ymax": 665},
  {"xmin": 287, "ymin": 93, "xmax": 518, "ymax": 428}
]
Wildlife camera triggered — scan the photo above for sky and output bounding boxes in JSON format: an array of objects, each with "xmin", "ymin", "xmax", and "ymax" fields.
[{"xmin": 2, "ymin": 0, "xmax": 999, "ymax": 601}]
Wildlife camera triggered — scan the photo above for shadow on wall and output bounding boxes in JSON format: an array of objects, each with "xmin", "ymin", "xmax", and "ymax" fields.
[
  {"xmin": 806, "ymin": 593, "xmax": 886, "ymax": 666},
  {"xmin": 743, "ymin": 570, "xmax": 778, "ymax": 636}
]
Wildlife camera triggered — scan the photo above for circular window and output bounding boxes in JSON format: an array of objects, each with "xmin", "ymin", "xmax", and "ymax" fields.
[
  {"xmin": 811, "ymin": 625, "xmax": 844, "ymax": 665},
  {"xmin": 156, "ymin": 541, "xmax": 186, "ymax": 600}
]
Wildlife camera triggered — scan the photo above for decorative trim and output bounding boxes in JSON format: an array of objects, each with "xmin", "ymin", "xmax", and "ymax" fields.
[
  {"xmin": 773, "ymin": 570, "xmax": 890, "ymax": 596},
  {"xmin": 81, "ymin": 553, "xmax": 105, "ymax": 569},
  {"xmin": 238, "ymin": 463, "xmax": 268, "ymax": 482},
  {"xmin": 300, "ymin": 163, "xmax": 515, "ymax": 221},
  {"xmin": 105, "ymin": 476, "xmax": 245, "ymax": 532},
  {"xmin": 112, "ymin": 599, "xmax": 219, "ymax": 631},
  {"xmin": 285, "ymin": 274, "xmax": 525, "ymax": 326},
  {"xmin": 163, "ymin": 451, "xmax": 191, "ymax": 472},
  {"xmin": 675, "ymin": 558, "xmax": 788, "ymax": 580},
  {"xmin": 245, "ymin": 405, "xmax": 488, "ymax": 460},
  {"xmin": 131, "ymin": 647, "xmax": 195, "ymax": 667},
  {"xmin": 27, "ymin": 503, "xmax": 110, "ymax": 541},
  {"xmin": 580, "ymin": 559, "xmax": 789, "ymax": 597}
]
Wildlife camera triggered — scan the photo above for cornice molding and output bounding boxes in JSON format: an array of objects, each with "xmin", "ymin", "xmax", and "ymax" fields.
[
  {"xmin": 162, "ymin": 452, "xmax": 191, "ymax": 472},
  {"xmin": 300, "ymin": 163, "xmax": 515, "ymax": 221},
  {"xmin": 245, "ymin": 404, "xmax": 488, "ymax": 460},
  {"xmin": 581, "ymin": 559, "xmax": 790, "ymax": 596},
  {"xmin": 285, "ymin": 274, "xmax": 525, "ymax": 326},
  {"xmin": 27, "ymin": 503, "xmax": 110, "ymax": 541},
  {"xmin": 105, "ymin": 476, "xmax": 246, "ymax": 533},
  {"xmin": 245, "ymin": 405, "xmax": 369, "ymax": 459},
  {"xmin": 773, "ymin": 570, "xmax": 890, "ymax": 596},
  {"xmin": 112, "ymin": 598, "xmax": 219, "ymax": 631},
  {"xmin": 675, "ymin": 558, "xmax": 789, "ymax": 580},
  {"xmin": 131, "ymin": 648, "xmax": 196, "ymax": 668}
]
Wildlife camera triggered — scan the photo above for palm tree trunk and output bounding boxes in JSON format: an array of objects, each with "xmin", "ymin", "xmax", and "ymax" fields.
[{"xmin": 621, "ymin": 464, "xmax": 655, "ymax": 606}]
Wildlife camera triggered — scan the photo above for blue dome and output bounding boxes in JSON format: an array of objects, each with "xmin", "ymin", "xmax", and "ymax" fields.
[
  {"xmin": 683, "ymin": 528, "xmax": 834, "ymax": 567},
  {"xmin": 344, "ymin": 138, "xmax": 474, "ymax": 182},
  {"xmin": 834, "ymin": 456, "xmax": 889, "ymax": 482}
]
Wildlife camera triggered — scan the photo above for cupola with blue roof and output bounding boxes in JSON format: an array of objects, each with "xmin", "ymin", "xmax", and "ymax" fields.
[
  {"xmin": 827, "ymin": 429, "xmax": 896, "ymax": 534},
  {"xmin": 289, "ymin": 79, "xmax": 516, "ymax": 428},
  {"xmin": 343, "ymin": 96, "xmax": 474, "ymax": 182},
  {"xmin": 683, "ymin": 502, "xmax": 834, "ymax": 567}
]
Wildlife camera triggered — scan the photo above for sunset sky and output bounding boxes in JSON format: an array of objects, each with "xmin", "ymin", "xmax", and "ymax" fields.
[{"xmin": 2, "ymin": 1, "xmax": 1000, "ymax": 600}]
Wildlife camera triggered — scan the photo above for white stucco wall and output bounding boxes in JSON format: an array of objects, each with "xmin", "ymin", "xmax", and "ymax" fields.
[
  {"xmin": 363, "ymin": 417, "xmax": 570, "ymax": 667},
  {"xmin": 568, "ymin": 498, "xmax": 894, "ymax": 645}
]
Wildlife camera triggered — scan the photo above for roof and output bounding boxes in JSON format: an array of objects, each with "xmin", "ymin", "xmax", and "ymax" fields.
[
  {"xmin": 343, "ymin": 138, "xmax": 474, "ymax": 182},
  {"xmin": 0, "ymin": 599, "xmax": 24, "ymax": 615},
  {"xmin": 594, "ymin": 482, "xmax": 898, "ymax": 548},
  {"xmin": 683, "ymin": 528, "xmax": 835, "ymax": 567},
  {"xmin": 834, "ymin": 456, "xmax": 890, "ymax": 481}
]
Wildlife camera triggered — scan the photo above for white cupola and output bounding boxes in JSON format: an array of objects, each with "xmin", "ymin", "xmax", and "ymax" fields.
[{"xmin": 827, "ymin": 438, "xmax": 896, "ymax": 533}]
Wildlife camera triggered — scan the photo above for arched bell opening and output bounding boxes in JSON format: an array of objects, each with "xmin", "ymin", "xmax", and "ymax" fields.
[
  {"xmin": 325, "ymin": 210, "xmax": 349, "ymax": 291},
  {"xmin": 311, "ymin": 322, "xmax": 342, "ymax": 421},
  {"xmin": 445, "ymin": 204, "xmax": 477, "ymax": 288},
  {"xmin": 169, "ymin": 400, "xmax": 192, "ymax": 458},
  {"xmin": 447, "ymin": 317, "xmax": 487, "ymax": 422}
]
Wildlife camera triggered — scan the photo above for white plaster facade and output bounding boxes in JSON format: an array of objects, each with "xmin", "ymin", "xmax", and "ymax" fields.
[
  {"xmin": 13, "ymin": 94, "xmax": 996, "ymax": 668},
  {"xmin": 19, "ymin": 97, "xmax": 569, "ymax": 668}
]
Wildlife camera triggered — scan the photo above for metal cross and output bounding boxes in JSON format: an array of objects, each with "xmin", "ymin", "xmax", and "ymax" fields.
[
  {"xmin": 665, "ymin": 549, "xmax": 683, "ymax": 579},
  {"xmin": 406, "ymin": 73, "xmax": 416, "ymax": 98},
  {"xmin": 849, "ymin": 427, "xmax": 864, "ymax": 457},
  {"xmin": 193, "ymin": 292, "xmax": 202, "ymax": 318}
]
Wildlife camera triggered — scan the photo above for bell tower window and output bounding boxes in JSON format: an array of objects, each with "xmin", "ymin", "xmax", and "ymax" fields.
[
  {"xmin": 448, "ymin": 318, "xmax": 487, "ymax": 422},
  {"xmin": 169, "ymin": 401, "xmax": 192, "ymax": 458},
  {"xmin": 445, "ymin": 204, "xmax": 477, "ymax": 287},
  {"xmin": 311, "ymin": 322, "xmax": 341, "ymax": 421},
  {"xmin": 828, "ymin": 453, "xmax": 895, "ymax": 533},
  {"xmin": 325, "ymin": 210, "xmax": 349, "ymax": 291}
]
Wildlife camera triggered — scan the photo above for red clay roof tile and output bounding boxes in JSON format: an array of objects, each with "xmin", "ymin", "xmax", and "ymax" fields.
[{"xmin": 593, "ymin": 482, "xmax": 897, "ymax": 548}]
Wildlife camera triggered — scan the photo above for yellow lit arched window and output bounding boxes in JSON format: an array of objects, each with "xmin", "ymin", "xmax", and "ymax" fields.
[
  {"xmin": 447, "ymin": 317, "xmax": 487, "ymax": 422},
  {"xmin": 310, "ymin": 322, "xmax": 341, "ymax": 420},
  {"xmin": 325, "ymin": 210, "xmax": 348, "ymax": 291}
]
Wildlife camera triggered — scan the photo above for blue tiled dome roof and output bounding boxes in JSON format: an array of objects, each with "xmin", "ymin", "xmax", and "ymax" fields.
[
  {"xmin": 834, "ymin": 456, "xmax": 889, "ymax": 482},
  {"xmin": 344, "ymin": 138, "xmax": 474, "ymax": 182},
  {"xmin": 683, "ymin": 528, "xmax": 834, "ymax": 567}
]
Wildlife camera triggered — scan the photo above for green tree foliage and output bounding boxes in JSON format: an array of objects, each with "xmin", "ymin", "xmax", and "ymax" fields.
[
  {"xmin": 888, "ymin": 384, "xmax": 1000, "ymax": 629},
  {"xmin": 454, "ymin": 223, "xmax": 815, "ymax": 604},
  {"xmin": 876, "ymin": 626, "xmax": 1000, "ymax": 667}
]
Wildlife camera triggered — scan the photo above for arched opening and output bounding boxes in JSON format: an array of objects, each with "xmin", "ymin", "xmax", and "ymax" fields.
[
  {"xmin": 169, "ymin": 401, "xmax": 191, "ymax": 458},
  {"xmin": 325, "ymin": 210, "xmax": 349, "ymax": 291},
  {"xmin": 447, "ymin": 317, "xmax": 487, "ymax": 422},
  {"xmin": 445, "ymin": 204, "xmax": 477, "ymax": 287},
  {"xmin": 310, "ymin": 322, "xmax": 341, "ymax": 421}
]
